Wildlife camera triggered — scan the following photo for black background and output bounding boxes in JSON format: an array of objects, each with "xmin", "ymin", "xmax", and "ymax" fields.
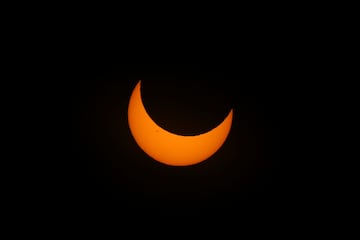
[{"xmin": 70, "ymin": 61, "xmax": 304, "ymax": 220}]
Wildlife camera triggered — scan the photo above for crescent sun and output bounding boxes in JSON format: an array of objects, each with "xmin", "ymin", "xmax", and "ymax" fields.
[{"xmin": 127, "ymin": 80, "xmax": 233, "ymax": 166}]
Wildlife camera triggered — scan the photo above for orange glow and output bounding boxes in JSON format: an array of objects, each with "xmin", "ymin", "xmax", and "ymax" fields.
[{"xmin": 128, "ymin": 80, "xmax": 233, "ymax": 166}]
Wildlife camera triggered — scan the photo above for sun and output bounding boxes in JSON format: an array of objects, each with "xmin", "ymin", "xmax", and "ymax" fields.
[{"xmin": 128, "ymin": 80, "xmax": 233, "ymax": 166}]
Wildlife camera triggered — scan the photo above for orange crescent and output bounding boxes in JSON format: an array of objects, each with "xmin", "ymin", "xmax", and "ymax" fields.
[{"xmin": 128, "ymin": 80, "xmax": 233, "ymax": 166}]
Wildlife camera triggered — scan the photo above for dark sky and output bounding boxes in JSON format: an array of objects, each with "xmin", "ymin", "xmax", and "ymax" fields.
[{"xmin": 70, "ymin": 62, "xmax": 303, "ymax": 219}]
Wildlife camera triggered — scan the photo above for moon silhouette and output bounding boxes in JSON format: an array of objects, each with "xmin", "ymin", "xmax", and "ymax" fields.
[{"xmin": 127, "ymin": 80, "xmax": 233, "ymax": 166}]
